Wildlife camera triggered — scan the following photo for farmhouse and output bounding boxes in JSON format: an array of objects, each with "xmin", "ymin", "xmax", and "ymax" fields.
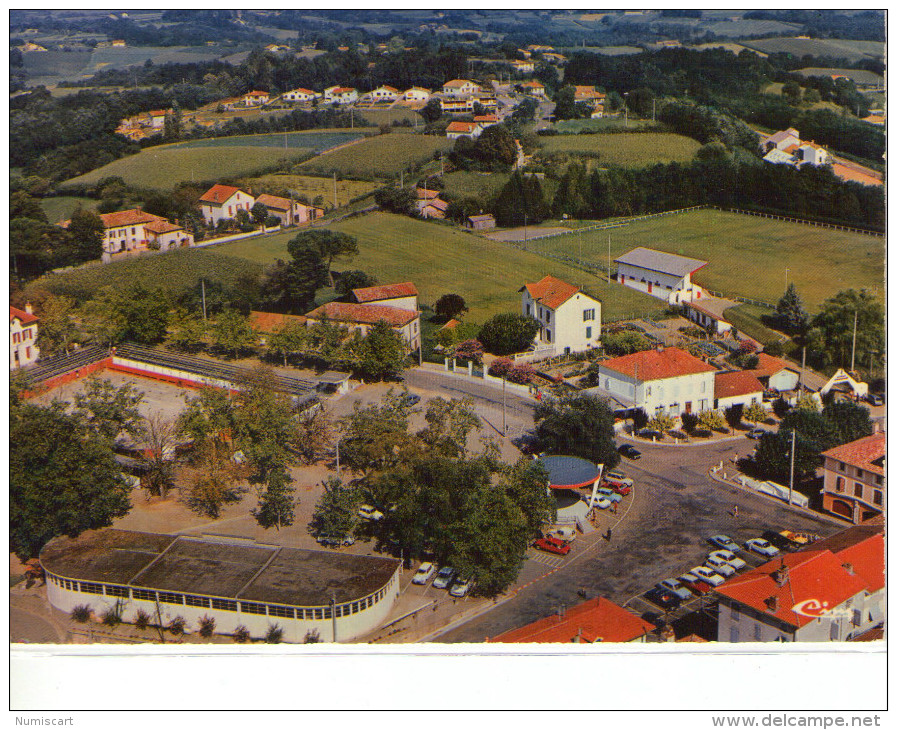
[
  {"xmin": 442, "ymin": 79, "xmax": 480, "ymax": 97},
  {"xmin": 762, "ymin": 128, "xmax": 801, "ymax": 153},
  {"xmin": 820, "ymin": 433, "xmax": 885, "ymax": 524},
  {"xmin": 255, "ymin": 193, "xmax": 323, "ymax": 226},
  {"xmin": 370, "ymin": 85, "xmax": 400, "ymax": 102},
  {"xmin": 519, "ymin": 80, "xmax": 546, "ymax": 97},
  {"xmin": 143, "ymin": 220, "xmax": 195, "ymax": 251},
  {"xmin": 40, "ymin": 529, "xmax": 401, "ymax": 643},
  {"xmin": 573, "ymin": 85, "xmax": 606, "ymax": 103},
  {"xmin": 146, "ymin": 109, "xmax": 168, "ymax": 129},
  {"xmin": 199, "ymin": 184, "xmax": 255, "ymax": 227},
  {"xmin": 282, "ymin": 87, "xmax": 317, "ymax": 103},
  {"xmin": 446, "ymin": 121, "xmax": 482, "ymax": 140},
  {"xmin": 466, "ymin": 214, "xmax": 496, "ymax": 230},
  {"xmin": 750, "ymin": 353, "xmax": 801, "ymax": 392},
  {"xmin": 614, "ymin": 247, "xmax": 708, "ymax": 304},
  {"xmin": 324, "ymin": 86, "xmax": 358, "ymax": 105},
  {"xmin": 713, "ymin": 370, "xmax": 764, "ymax": 411},
  {"xmin": 305, "ymin": 302, "xmax": 421, "ymax": 352},
  {"xmin": 509, "ymin": 59, "xmax": 535, "ymax": 74},
  {"xmin": 351, "ymin": 282, "xmax": 419, "ymax": 312},
  {"xmin": 59, "ymin": 208, "xmax": 170, "ymax": 256},
  {"xmin": 683, "ymin": 296, "xmax": 734, "ymax": 335},
  {"xmin": 242, "ymin": 90, "xmax": 270, "ymax": 106},
  {"xmin": 715, "ymin": 525, "xmax": 884, "ymax": 642},
  {"xmin": 248, "ymin": 311, "xmax": 308, "ymax": 346},
  {"xmin": 418, "ymin": 197, "xmax": 449, "ymax": 219},
  {"xmin": 10, "ymin": 305, "xmax": 40, "ymax": 370},
  {"xmin": 473, "ymin": 114, "xmax": 499, "ymax": 128},
  {"xmin": 520, "ymin": 275, "xmax": 602, "ymax": 357},
  {"xmin": 595, "ymin": 347, "xmax": 717, "ymax": 417}
]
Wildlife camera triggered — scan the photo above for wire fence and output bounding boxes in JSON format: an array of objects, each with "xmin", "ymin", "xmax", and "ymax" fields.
[{"xmin": 710, "ymin": 206, "xmax": 884, "ymax": 237}]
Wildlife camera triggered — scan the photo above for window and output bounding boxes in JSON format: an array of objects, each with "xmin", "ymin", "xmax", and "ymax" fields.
[
  {"xmin": 158, "ymin": 592, "xmax": 183, "ymax": 605},
  {"xmin": 855, "ymin": 468, "xmax": 864, "ymax": 479},
  {"xmin": 545, "ymin": 330, "xmax": 551, "ymax": 343},
  {"xmin": 80, "ymin": 582, "xmax": 103, "ymax": 595},
  {"xmin": 185, "ymin": 595, "xmax": 209, "ymax": 608},
  {"xmin": 586, "ymin": 326, "xmax": 592, "ymax": 339},
  {"xmin": 852, "ymin": 609, "xmax": 862, "ymax": 627},
  {"xmin": 875, "ymin": 474, "xmax": 883, "ymax": 486},
  {"xmin": 545, "ymin": 311, "xmax": 551, "ymax": 323},
  {"xmin": 829, "ymin": 622, "xmax": 839, "ymax": 641},
  {"xmin": 240, "ymin": 602, "xmax": 266, "ymax": 615},
  {"xmin": 701, "ymin": 380, "xmax": 706, "ymax": 393},
  {"xmin": 729, "ymin": 627, "xmax": 740, "ymax": 643},
  {"xmin": 854, "ymin": 483, "xmax": 863, "ymax": 497},
  {"xmin": 268, "ymin": 604, "xmax": 295, "ymax": 619},
  {"xmin": 526, "ymin": 304, "xmax": 531, "ymax": 315},
  {"xmin": 211, "ymin": 599, "xmax": 237, "ymax": 612},
  {"xmin": 132, "ymin": 589, "xmax": 156, "ymax": 602},
  {"xmin": 314, "ymin": 608, "xmax": 324, "ymax": 620},
  {"xmin": 873, "ymin": 491, "xmax": 882, "ymax": 506},
  {"xmin": 753, "ymin": 623, "xmax": 762, "ymax": 641},
  {"xmin": 106, "ymin": 585, "xmax": 129, "ymax": 598},
  {"xmin": 323, "ymin": 606, "xmax": 332, "ymax": 619},
  {"xmin": 583, "ymin": 309, "xmax": 595, "ymax": 321},
  {"xmin": 836, "ymin": 477, "xmax": 845, "ymax": 492},
  {"xmin": 731, "ymin": 606, "xmax": 740, "ymax": 622},
  {"xmin": 838, "ymin": 461, "xmax": 846, "ymax": 472}
]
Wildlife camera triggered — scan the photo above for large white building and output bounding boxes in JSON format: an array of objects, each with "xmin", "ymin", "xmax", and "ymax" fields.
[
  {"xmin": 199, "ymin": 184, "xmax": 256, "ymax": 227},
  {"xmin": 519, "ymin": 275, "xmax": 602, "ymax": 357},
  {"xmin": 596, "ymin": 347, "xmax": 716, "ymax": 416},
  {"xmin": 614, "ymin": 247, "xmax": 708, "ymax": 304},
  {"xmin": 442, "ymin": 79, "xmax": 480, "ymax": 97},
  {"xmin": 715, "ymin": 526, "xmax": 884, "ymax": 642},
  {"xmin": 10, "ymin": 305, "xmax": 40, "ymax": 369},
  {"xmin": 40, "ymin": 529, "xmax": 401, "ymax": 643},
  {"xmin": 323, "ymin": 86, "xmax": 358, "ymax": 105}
]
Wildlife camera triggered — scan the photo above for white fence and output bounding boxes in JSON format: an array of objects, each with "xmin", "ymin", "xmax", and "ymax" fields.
[{"xmin": 193, "ymin": 227, "xmax": 280, "ymax": 248}]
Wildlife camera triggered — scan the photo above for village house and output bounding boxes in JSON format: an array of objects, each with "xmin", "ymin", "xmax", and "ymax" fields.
[
  {"xmin": 199, "ymin": 184, "xmax": 255, "ymax": 227},
  {"xmin": 509, "ymin": 59, "xmax": 535, "ymax": 74},
  {"xmin": 60, "ymin": 208, "xmax": 173, "ymax": 256},
  {"xmin": 324, "ymin": 86, "xmax": 358, "ymax": 105},
  {"xmin": 242, "ymin": 90, "xmax": 270, "ymax": 106},
  {"xmin": 440, "ymin": 97, "xmax": 476, "ymax": 115},
  {"xmin": 713, "ymin": 370, "xmax": 765, "ymax": 411},
  {"xmin": 518, "ymin": 80, "xmax": 546, "ymax": 97},
  {"xmin": 445, "ymin": 121, "xmax": 482, "ymax": 140},
  {"xmin": 282, "ymin": 88, "xmax": 317, "ymax": 103},
  {"xmin": 442, "ymin": 79, "xmax": 481, "ymax": 97},
  {"xmin": 683, "ymin": 296, "xmax": 734, "ymax": 335},
  {"xmin": 143, "ymin": 219, "xmax": 195, "ymax": 252},
  {"xmin": 519, "ymin": 275, "xmax": 602, "ymax": 357},
  {"xmin": 247, "ymin": 311, "xmax": 308, "ymax": 346},
  {"xmin": 573, "ymin": 85, "xmax": 606, "ymax": 103},
  {"xmin": 402, "ymin": 87, "xmax": 431, "ymax": 104},
  {"xmin": 488, "ymin": 597, "xmax": 655, "ymax": 643},
  {"xmin": 255, "ymin": 193, "xmax": 322, "ymax": 227},
  {"xmin": 542, "ymin": 52, "xmax": 567, "ymax": 64},
  {"xmin": 10, "ymin": 305, "xmax": 40, "ymax": 370},
  {"xmin": 304, "ymin": 302, "xmax": 421, "ymax": 353},
  {"xmin": 715, "ymin": 524, "xmax": 884, "ymax": 642},
  {"xmin": 146, "ymin": 109, "xmax": 169, "ymax": 129},
  {"xmin": 593, "ymin": 347, "xmax": 717, "ymax": 417},
  {"xmin": 614, "ymin": 247, "xmax": 708, "ymax": 304},
  {"xmin": 750, "ymin": 352, "xmax": 801, "ymax": 392},
  {"xmin": 370, "ymin": 85, "xmax": 400, "ymax": 102},
  {"xmin": 351, "ymin": 282, "xmax": 419, "ymax": 313},
  {"xmin": 418, "ymin": 197, "xmax": 448, "ymax": 219},
  {"xmin": 820, "ymin": 433, "xmax": 885, "ymax": 524},
  {"xmin": 473, "ymin": 114, "xmax": 499, "ymax": 128}
]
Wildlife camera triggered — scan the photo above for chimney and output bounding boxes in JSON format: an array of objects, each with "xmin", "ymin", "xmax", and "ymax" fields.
[
  {"xmin": 24, "ymin": 302, "xmax": 33, "ymax": 315},
  {"xmin": 574, "ymin": 627, "xmax": 583, "ymax": 643},
  {"xmin": 772, "ymin": 564, "xmax": 790, "ymax": 587},
  {"xmin": 842, "ymin": 562, "xmax": 855, "ymax": 576},
  {"xmin": 765, "ymin": 595, "xmax": 780, "ymax": 613}
]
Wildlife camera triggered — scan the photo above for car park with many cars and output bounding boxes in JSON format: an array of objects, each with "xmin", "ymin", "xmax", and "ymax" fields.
[
  {"xmin": 432, "ymin": 566, "xmax": 457, "ymax": 589},
  {"xmin": 412, "ymin": 562, "xmax": 436, "ymax": 584},
  {"xmin": 708, "ymin": 550, "xmax": 747, "ymax": 570}
]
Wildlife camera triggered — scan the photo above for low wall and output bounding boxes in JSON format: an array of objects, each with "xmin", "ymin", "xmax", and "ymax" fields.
[
  {"xmin": 21, "ymin": 357, "xmax": 112, "ymax": 399},
  {"xmin": 193, "ymin": 227, "xmax": 277, "ymax": 248},
  {"xmin": 109, "ymin": 357, "xmax": 235, "ymax": 392}
]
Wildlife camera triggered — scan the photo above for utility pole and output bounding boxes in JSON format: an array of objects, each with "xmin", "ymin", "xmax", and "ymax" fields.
[
  {"xmin": 850, "ymin": 309, "xmax": 858, "ymax": 373},
  {"xmin": 523, "ymin": 212, "xmax": 527, "ymax": 243},
  {"xmin": 799, "ymin": 346, "xmax": 806, "ymax": 390},
  {"xmin": 502, "ymin": 376, "xmax": 507, "ymax": 435},
  {"xmin": 400, "ymin": 170, "xmax": 404, "ymax": 189},
  {"xmin": 607, "ymin": 234, "xmax": 612, "ymax": 283},
  {"xmin": 331, "ymin": 592, "xmax": 337, "ymax": 643},
  {"xmin": 333, "ymin": 171, "xmax": 338, "ymax": 210},
  {"xmin": 788, "ymin": 428, "xmax": 796, "ymax": 506},
  {"xmin": 335, "ymin": 439, "xmax": 341, "ymax": 478},
  {"xmin": 652, "ymin": 98, "xmax": 656, "ymax": 123},
  {"xmin": 201, "ymin": 279, "xmax": 207, "ymax": 321}
]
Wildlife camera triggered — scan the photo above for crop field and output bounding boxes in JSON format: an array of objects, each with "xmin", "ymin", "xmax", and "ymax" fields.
[
  {"xmin": 21, "ymin": 51, "xmax": 92, "ymax": 83},
  {"xmin": 526, "ymin": 208, "xmax": 884, "ymax": 311},
  {"xmin": 536, "ymin": 132, "xmax": 701, "ymax": 167},
  {"xmin": 171, "ymin": 131, "xmax": 365, "ymax": 151},
  {"xmin": 297, "ymin": 134, "xmax": 454, "ymax": 179},
  {"xmin": 85, "ymin": 45, "xmax": 231, "ymax": 73},
  {"xmin": 209, "ymin": 212, "xmax": 665, "ymax": 322},
  {"xmin": 741, "ymin": 38, "xmax": 884, "ymax": 63},
  {"xmin": 442, "ymin": 171, "xmax": 510, "ymax": 201},
  {"xmin": 39, "ymin": 196, "xmax": 99, "ymax": 223},
  {"xmin": 358, "ymin": 108, "xmax": 424, "ymax": 126},
  {"xmin": 30, "ymin": 249, "xmax": 264, "ymax": 303},
  {"xmin": 240, "ymin": 174, "xmax": 379, "ymax": 207},
  {"xmin": 553, "ymin": 118, "xmax": 653, "ymax": 134}
]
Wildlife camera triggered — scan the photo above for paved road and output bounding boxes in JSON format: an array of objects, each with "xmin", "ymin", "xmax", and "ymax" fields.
[{"xmin": 434, "ymin": 437, "xmax": 841, "ymax": 643}]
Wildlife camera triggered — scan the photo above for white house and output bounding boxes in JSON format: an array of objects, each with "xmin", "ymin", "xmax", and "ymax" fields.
[
  {"xmin": 509, "ymin": 59, "xmax": 535, "ymax": 74},
  {"xmin": 519, "ymin": 275, "xmax": 602, "ymax": 357},
  {"xmin": 324, "ymin": 86, "xmax": 358, "ymax": 105},
  {"xmin": 445, "ymin": 121, "xmax": 482, "ymax": 140},
  {"xmin": 144, "ymin": 220, "xmax": 194, "ymax": 251},
  {"xmin": 255, "ymin": 193, "xmax": 322, "ymax": 226},
  {"xmin": 473, "ymin": 114, "xmax": 500, "ymax": 128},
  {"xmin": 351, "ymin": 282, "xmax": 419, "ymax": 312},
  {"xmin": 751, "ymin": 353, "xmax": 801, "ymax": 392},
  {"xmin": 596, "ymin": 347, "xmax": 717, "ymax": 416},
  {"xmin": 40, "ymin": 529, "xmax": 402, "ymax": 644},
  {"xmin": 713, "ymin": 370, "xmax": 764, "ymax": 410},
  {"xmin": 797, "ymin": 141, "xmax": 830, "ymax": 166},
  {"xmin": 440, "ymin": 97, "xmax": 476, "ymax": 115},
  {"xmin": 282, "ymin": 87, "xmax": 317, "ymax": 103},
  {"xmin": 147, "ymin": 109, "xmax": 168, "ymax": 129},
  {"xmin": 402, "ymin": 87, "xmax": 431, "ymax": 104},
  {"xmin": 715, "ymin": 527, "xmax": 884, "ymax": 642},
  {"xmin": 370, "ymin": 85, "xmax": 400, "ymax": 102},
  {"xmin": 614, "ymin": 247, "xmax": 708, "ymax": 304},
  {"xmin": 820, "ymin": 433, "xmax": 885, "ymax": 524},
  {"xmin": 442, "ymin": 79, "xmax": 480, "ymax": 97},
  {"xmin": 10, "ymin": 305, "xmax": 40, "ymax": 370},
  {"xmin": 763, "ymin": 127, "xmax": 801, "ymax": 153},
  {"xmin": 683, "ymin": 297, "xmax": 734, "ymax": 335},
  {"xmin": 199, "ymin": 184, "xmax": 255, "ymax": 227},
  {"xmin": 242, "ymin": 90, "xmax": 270, "ymax": 106},
  {"xmin": 519, "ymin": 80, "xmax": 546, "ymax": 97},
  {"xmin": 61, "ymin": 208, "xmax": 171, "ymax": 256}
]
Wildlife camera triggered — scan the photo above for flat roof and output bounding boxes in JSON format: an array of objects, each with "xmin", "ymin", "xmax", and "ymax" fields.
[
  {"xmin": 614, "ymin": 247, "xmax": 708, "ymax": 277},
  {"xmin": 538, "ymin": 455, "xmax": 600, "ymax": 489}
]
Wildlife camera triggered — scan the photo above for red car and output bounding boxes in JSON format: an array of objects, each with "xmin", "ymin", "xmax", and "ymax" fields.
[
  {"xmin": 533, "ymin": 536, "xmax": 571, "ymax": 556},
  {"xmin": 609, "ymin": 483, "xmax": 632, "ymax": 496}
]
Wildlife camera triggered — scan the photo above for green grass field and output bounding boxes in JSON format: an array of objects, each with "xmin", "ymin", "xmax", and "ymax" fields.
[
  {"xmin": 30, "ymin": 248, "xmax": 264, "ymax": 303},
  {"xmin": 723, "ymin": 304, "xmax": 786, "ymax": 346},
  {"xmin": 536, "ymin": 132, "xmax": 702, "ymax": 167},
  {"xmin": 442, "ymin": 171, "xmax": 511, "ymax": 201},
  {"xmin": 553, "ymin": 118, "xmax": 653, "ymax": 134},
  {"xmin": 297, "ymin": 134, "xmax": 453, "ymax": 179},
  {"xmin": 170, "ymin": 130, "xmax": 364, "ymax": 151},
  {"xmin": 209, "ymin": 212, "xmax": 665, "ymax": 322},
  {"xmin": 526, "ymin": 208, "xmax": 884, "ymax": 311},
  {"xmin": 358, "ymin": 108, "xmax": 424, "ymax": 126},
  {"xmin": 39, "ymin": 196, "xmax": 98, "ymax": 224},
  {"xmin": 741, "ymin": 37, "xmax": 884, "ymax": 62},
  {"xmin": 240, "ymin": 174, "xmax": 379, "ymax": 207}
]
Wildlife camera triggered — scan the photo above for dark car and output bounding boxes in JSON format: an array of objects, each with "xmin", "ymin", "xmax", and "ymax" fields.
[
  {"xmin": 866, "ymin": 394, "xmax": 884, "ymax": 406},
  {"xmin": 762, "ymin": 530, "xmax": 799, "ymax": 552},
  {"xmin": 400, "ymin": 393, "xmax": 421, "ymax": 407},
  {"xmin": 645, "ymin": 587, "xmax": 682, "ymax": 611},
  {"xmin": 619, "ymin": 444, "xmax": 642, "ymax": 460}
]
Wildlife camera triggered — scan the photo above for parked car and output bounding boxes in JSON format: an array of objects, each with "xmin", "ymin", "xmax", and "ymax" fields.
[
  {"xmin": 399, "ymin": 392, "xmax": 421, "ymax": 407},
  {"xmin": 412, "ymin": 562, "xmax": 436, "ymax": 585},
  {"xmin": 603, "ymin": 472, "xmax": 634, "ymax": 489},
  {"xmin": 709, "ymin": 550, "xmax": 747, "ymax": 570},
  {"xmin": 449, "ymin": 577, "xmax": 473, "ymax": 598},
  {"xmin": 678, "ymin": 572, "xmax": 713, "ymax": 594},
  {"xmin": 619, "ymin": 444, "xmax": 642, "ymax": 459},
  {"xmin": 747, "ymin": 428, "xmax": 769, "ymax": 439},
  {"xmin": 761, "ymin": 530, "xmax": 798, "ymax": 551},
  {"xmin": 645, "ymin": 587, "xmax": 682, "ymax": 610},
  {"xmin": 432, "ymin": 566, "xmax": 457, "ymax": 589},
  {"xmin": 605, "ymin": 469, "xmax": 629, "ymax": 482},
  {"xmin": 609, "ymin": 482, "xmax": 632, "ymax": 496},
  {"xmin": 358, "ymin": 504, "xmax": 384, "ymax": 521},
  {"xmin": 745, "ymin": 538, "xmax": 781, "ymax": 558},
  {"xmin": 866, "ymin": 393, "xmax": 883, "ymax": 406},
  {"xmin": 704, "ymin": 556, "xmax": 736, "ymax": 577},
  {"xmin": 657, "ymin": 578, "xmax": 693, "ymax": 602},
  {"xmin": 596, "ymin": 487, "xmax": 622, "ymax": 504},
  {"xmin": 708, "ymin": 534, "xmax": 739, "ymax": 552},
  {"xmin": 533, "ymin": 536, "xmax": 571, "ymax": 556},
  {"xmin": 547, "ymin": 527, "xmax": 577, "ymax": 543},
  {"xmin": 689, "ymin": 566, "xmax": 725, "ymax": 587},
  {"xmin": 317, "ymin": 534, "xmax": 355, "ymax": 548}
]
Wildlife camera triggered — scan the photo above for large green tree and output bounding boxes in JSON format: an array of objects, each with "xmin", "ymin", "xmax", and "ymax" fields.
[
  {"xmin": 211, "ymin": 309, "xmax": 258, "ymax": 358},
  {"xmin": 810, "ymin": 289, "xmax": 884, "ymax": 370},
  {"xmin": 73, "ymin": 377, "xmax": 145, "ymax": 443},
  {"xmin": 820, "ymin": 400, "xmax": 873, "ymax": 447},
  {"xmin": 84, "ymin": 285, "xmax": 171, "ymax": 345},
  {"xmin": 492, "ymin": 171, "xmax": 550, "ymax": 227},
  {"xmin": 67, "ymin": 207, "xmax": 105, "ymax": 263},
  {"xmin": 775, "ymin": 283, "xmax": 809, "ymax": 334},
  {"xmin": 533, "ymin": 393, "xmax": 621, "ymax": 469},
  {"xmin": 253, "ymin": 467, "xmax": 296, "ymax": 530},
  {"xmin": 354, "ymin": 320, "xmax": 408, "ymax": 381},
  {"xmin": 417, "ymin": 396, "xmax": 482, "ymax": 458},
  {"xmin": 287, "ymin": 228, "xmax": 358, "ymax": 287},
  {"xmin": 477, "ymin": 313, "xmax": 539, "ymax": 356},
  {"xmin": 10, "ymin": 400, "xmax": 132, "ymax": 560},
  {"xmin": 310, "ymin": 476, "xmax": 359, "ymax": 539},
  {"xmin": 338, "ymin": 390, "xmax": 421, "ymax": 476},
  {"xmin": 35, "ymin": 295, "xmax": 78, "ymax": 356}
]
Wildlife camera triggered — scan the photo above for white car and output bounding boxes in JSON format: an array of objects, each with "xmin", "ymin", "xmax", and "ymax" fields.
[
  {"xmin": 358, "ymin": 504, "xmax": 384, "ymax": 521},
  {"xmin": 432, "ymin": 566, "xmax": 456, "ymax": 589},
  {"xmin": 548, "ymin": 527, "xmax": 576, "ymax": 542},
  {"xmin": 689, "ymin": 566, "xmax": 725, "ymax": 587},
  {"xmin": 449, "ymin": 578, "xmax": 473, "ymax": 598},
  {"xmin": 709, "ymin": 549, "xmax": 747, "ymax": 570},
  {"xmin": 704, "ymin": 556, "xmax": 736, "ymax": 577},
  {"xmin": 582, "ymin": 495, "xmax": 612, "ymax": 509},
  {"xmin": 412, "ymin": 562, "xmax": 436, "ymax": 585},
  {"xmin": 745, "ymin": 538, "xmax": 781, "ymax": 558}
]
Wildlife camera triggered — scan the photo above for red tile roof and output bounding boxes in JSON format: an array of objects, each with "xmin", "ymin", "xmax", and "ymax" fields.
[
  {"xmin": 306, "ymin": 302, "xmax": 418, "ymax": 327},
  {"xmin": 520, "ymin": 275, "xmax": 581, "ymax": 310},
  {"xmin": 98, "ymin": 209, "xmax": 166, "ymax": 229},
  {"xmin": 750, "ymin": 352, "xmax": 794, "ymax": 379},
  {"xmin": 473, "ymin": 114, "xmax": 499, "ymax": 122},
  {"xmin": 245, "ymin": 90, "xmax": 269, "ymax": 97},
  {"xmin": 489, "ymin": 597, "xmax": 655, "ymax": 643},
  {"xmin": 444, "ymin": 79, "xmax": 475, "ymax": 87},
  {"xmin": 446, "ymin": 121, "xmax": 478, "ymax": 133},
  {"xmin": 200, "ymin": 184, "xmax": 245, "ymax": 205},
  {"xmin": 10, "ymin": 306, "xmax": 38, "ymax": 325},
  {"xmin": 715, "ymin": 370, "xmax": 764, "ymax": 399},
  {"xmin": 821, "ymin": 433, "xmax": 886, "ymax": 477},
  {"xmin": 248, "ymin": 311, "xmax": 308, "ymax": 333},
  {"xmin": 416, "ymin": 188, "xmax": 440, "ymax": 199},
  {"xmin": 601, "ymin": 347, "xmax": 716, "ymax": 382},
  {"xmin": 256, "ymin": 193, "xmax": 292, "ymax": 211},
  {"xmin": 144, "ymin": 220, "xmax": 183, "ymax": 235},
  {"xmin": 352, "ymin": 282, "xmax": 418, "ymax": 303},
  {"xmin": 422, "ymin": 198, "xmax": 448, "ymax": 212},
  {"xmin": 836, "ymin": 534, "xmax": 885, "ymax": 593}
]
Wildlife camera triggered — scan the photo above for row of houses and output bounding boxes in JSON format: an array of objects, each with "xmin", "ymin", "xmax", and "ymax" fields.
[{"xmin": 198, "ymin": 184, "xmax": 323, "ymax": 228}]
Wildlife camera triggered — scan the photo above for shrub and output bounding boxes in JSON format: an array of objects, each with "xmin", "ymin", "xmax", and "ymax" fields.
[
  {"xmin": 698, "ymin": 409, "xmax": 727, "ymax": 432},
  {"xmin": 198, "ymin": 615, "xmax": 216, "ymax": 638},
  {"xmin": 739, "ymin": 340, "xmax": 758, "ymax": 354},
  {"xmin": 772, "ymin": 397, "xmax": 791, "ymax": 418},
  {"xmin": 101, "ymin": 606, "xmax": 122, "ymax": 626},
  {"xmin": 765, "ymin": 341, "xmax": 784, "ymax": 357},
  {"xmin": 668, "ymin": 429, "xmax": 688, "ymax": 440},
  {"xmin": 233, "ymin": 625, "xmax": 251, "ymax": 643},
  {"xmin": 648, "ymin": 413, "xmax": 675, "ymax": 432},
  {"xmin": 266, "ymin": 624, "xmax": 284, "ymax": 644},
  {"xmin": 488, "ymin": 356, "xmax": 514, "ymax": 378},
  {"xmin": 304, "ymin": 629, "xmax": 321, "ymax": 644},
  {"xmin": 168, "ymin": 616, "xmax": 186, "ymax": 635},
  {"xmin": 692, "ymin": 428, "xmax": 713, "ymax": 438},
  {"xmin": 452, "ymin": 339, "xmax": 484, "ymax": 364},
  {"xmin": 70, "ymin": 605, "xmax": 92, "ymax": 623},
  {"xmin": 631, "ymin": 408, "xmax": 649, "ymax": 431},
  {"xmin": 134, "ymin": 609, "xmax": 151, "ymax": 630},
  {"xmin": 681, "ymin": 412, "xmax": 699, "ymax": 433},
  {"xmin": 506, "ymin": 363, "xmax": 536, "ymax": 385}
]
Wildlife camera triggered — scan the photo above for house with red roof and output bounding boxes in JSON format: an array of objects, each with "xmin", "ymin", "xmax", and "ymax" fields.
[
  {"xmin": 10, "ymin": 304, "xmax": 40, "ymax": 370},
  {"xmin": 714, "ymin": 370, "xmax": 764, "ymax": 410},
  {"xmin": 596, "ymin": 347, "xmax": 717, "ymax": 417},
  {"xmin": 370, "ymin": 85, "xmax": 400, "ymax": 102},
  {"xmin": 441, "ymin": 79, "xmax": 480, "ymax": 97},
  {"xmin": 488, "ymin": 597, "xmax": 655, "ymax": 643},
  {"xmin": 615, "ymin": 247, "xmax": 708, "ymax": 304},
  {"xmin": 749, "ymin": 352, "xmax": 801, "ymax": 392},
  {"xmin": 820, "ymin": 433, "xmax": 885, "ymax": 524},
  {"xmin": 715, "ymin": 527, "xmax": 884, "ymax": 642},
  {"xmin": 323, "ymin": 86, "xmax": 358, "ymax": 105},
  {"xmin": 351, "ymin": 282, "xmax": 419, "ymax": 313},
  {"xmin": 304, "ymin": 302, "xmax": 421, "ymax": 353},
  {"xmin": 519, "ymin": 275, "xmax": 602, "ymax": 358},
  {"xmin": 143, "ymin": 219, "xmax": 194, "ymax": 252},
  {"xmin": 518, "ymin": 79, "xmax": 546, "ymax": 97},
  {"xmin": 282, "ymin": 87, "xmax": 318, "ymax": 103},
  {"xmin": 199, "ymin": 184, "xmax": 255, "ymax": 227},
  {"xmin": 242, "ymin": 90, "xmax": 270, "ymax": 106},
  {"xmin": 61, "ymin": 208, "xmax": 169, "ymax": 257},
  {"xmin": 255, "ymin": 193, "xmax": 322, "ymax": 227},
  {"xmin": 445, "ymin": 121, "xmax": 482, "ymax": 140}
]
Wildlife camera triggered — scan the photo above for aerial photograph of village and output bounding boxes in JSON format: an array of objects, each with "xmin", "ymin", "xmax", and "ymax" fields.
[{"xmin": 9, "ymin": 7, "xmax": 886, "ymax": 715}]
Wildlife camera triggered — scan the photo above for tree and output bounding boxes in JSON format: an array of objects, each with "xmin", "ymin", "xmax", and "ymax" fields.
[
  {"xmin": 821, "ymin": 400, "xmax": 873, "ymax": 447},
  {"xmin": 310, "ymin": 476, "xmax": 359, "ymax": 539},
  {"xmin": 478, "ymin": 313, "xmax": 539, "ymax": 356},
  {"xmin": 84, "ymin": 285, "xmax": 171, "ymax": 345},
  {"xmin": 287, "ymin": 229, "xmax": 359, "ymax": 287},
  {"xmin": 811, "ymin": 289, "xmax": 884, "ymax": 370},
  {"xmin": 553, "ymin": 85, "xmax": 586, "ymax": 120},
  {"xmin": 10, "ymin": 401, "xmax": 131, "ymax": 560},
  {"xmin": 354, "ymin": 320, "xmax": 408, "ymax": 381},
  {"xmin": 335, "ymin": 270, "xmax": 377, "ymax": 297},
  {"xmin": 266, "ymin": 320, "xmax": 308, "ymax": 366},
  {"xmin": 177, "ymin": 386, "xmax": 235, "ymax": 446},
  {"xmin": 253, "ymin": 467, "xmax": 296, "ymax": 530},
  {"xmin": 374, "ymin": 186, "xmax": 417, "ymax": 215},
  {"xmin": 533, "ymin": 394, "xmax": 620, "ymax": 469},
  {"xmin": 35, "ymin": 295, "xmax": 78, "ymax": 356},
  {"xmin": 434, "ymin": 293, "xmax": 468, "ymax": 321},
  {"xmin": 782, "ymin": 80, "xmax": 802, "ymax": 104},
  {"xmin": 211, "ymin": 309, "xmax": 258, "ymax": 358},
  {"xmin": 168, "ymin": 310, "xmax": 207, "ymax": 352},
  {"xmin": 602, "ymin": 331, "xmax": 652, "ymax": 356},
  {"xmin": 182, "ymin": 439, "xmax": 245, "ymax": 518},
  {"xmin": 499, "ymin": 457, "xmax": 556, "ymax": 535},
  {"xmin": 647, "ymin": 413, "xmax": 675, "ymax": 433},
  {"xmin": 140, "ymin": 413, "xmax": 178, "ymax": 498},
  {"xmin": 511, "ymin": 97, "xmax": 538, "ymax": 123},
  {"xmin": 471, "ymin": 125, "xmax": 518, "ymax": 169},
  {"xmin": 698, "ymin": 409, "xmax": 727, "ymax": 432},
  {"xmin": 743, "ymin": 402, "xmax": 769, "ymax": 425},
  {"xmin": 163, "ymin": 102, "xmax": 183, "ymax": 141},
  {"xmin": 421, "ymin": 98, "xmax": 442, "ymax": 123},
  {"xmin": 66, "ymin": 207, "xmax": 105, "ymax": 263},
  {"xmin": 338, "ymin": 390, "xmax": 420, "ymax": 476},
  {"xmin": 250, "ymin": 202, "xmax": 269, "ymax": 226},
  {"xmin": 492, "ymin": 172, "xmax": 550, "ymax": 226},
  {"xmin": 417, "ymin": 397, "xmax": 482, "ymax": 458},
  {"xmin": 452, "ymin": 338, "xmax": 484, "ymax": 363},
  {"xmin": 294, "ymin": 406, "xmax": 333, "ymax": 465},
  {"xmin": 73, "ymin": 377, "xmax": 145, "ymax": 443},
  {"xmin": 775, "ymin": 283, "xmax": 809, "ymax": 334}
]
